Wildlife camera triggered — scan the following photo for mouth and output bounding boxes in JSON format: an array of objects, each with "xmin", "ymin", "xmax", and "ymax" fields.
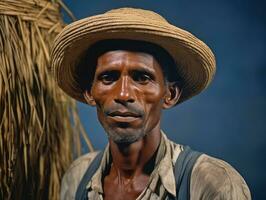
[{"xmin": 107, "ymin": 111, "xmax": 141, "ymax": 123}]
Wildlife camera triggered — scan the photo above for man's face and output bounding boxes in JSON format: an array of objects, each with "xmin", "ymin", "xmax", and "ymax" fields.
[{"xmin": 88, "ymin": 50, "xmax": 168, "ymax": 144}]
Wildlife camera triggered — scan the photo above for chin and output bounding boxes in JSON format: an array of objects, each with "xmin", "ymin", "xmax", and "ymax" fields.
[{"xmin": 104, "ymin": 126, "xmax": 146, "ymax": 144}]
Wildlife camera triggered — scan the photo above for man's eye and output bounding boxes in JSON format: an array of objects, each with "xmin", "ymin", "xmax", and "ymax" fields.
[
  {"xmin": 98, "ymin": 72, "xmax": 118, "ymax": 84},
  {"xmin": 132, "ymin": 72, "xmax": 153, "ymax": 84}
]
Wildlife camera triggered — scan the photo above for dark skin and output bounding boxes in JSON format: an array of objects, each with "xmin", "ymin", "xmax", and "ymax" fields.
[{"xmin": 84, "ymin": 50, "xmax": 181, "ymax": 200}]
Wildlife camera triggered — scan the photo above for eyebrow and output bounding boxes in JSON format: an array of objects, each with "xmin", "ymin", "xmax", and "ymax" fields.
[
  {"xmin": 132, "ymin": 64, "xmax": 156, "ymax": 75},
  {"xmin": 97, "ymin": 66, "xmax": 156, "ymax": 82},
  {"xmin": 96, "ymin": 69, "xmax": 119, "ymax": 77},
  {"xmin": 130, "ymin": 68, "xmax": 156, "ymax": 80}
]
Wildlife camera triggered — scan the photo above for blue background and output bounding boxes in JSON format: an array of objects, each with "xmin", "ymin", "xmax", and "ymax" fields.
[{"xmin": 63, "ymin": 1, "xmax": 266, "ymax": 199}]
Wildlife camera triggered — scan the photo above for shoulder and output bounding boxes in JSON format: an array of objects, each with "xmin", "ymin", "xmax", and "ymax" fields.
[
  {"xmin": 190, "ymin": 154, "xmax": 251, "ymax": 200},
  {"xmin": 60, "ymin": 151, "xmax": 100, "ymax": 200}
]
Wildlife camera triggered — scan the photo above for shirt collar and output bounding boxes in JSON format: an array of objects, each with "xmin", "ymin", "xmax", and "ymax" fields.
[
  {"xmin": 157, "ymin": 133, "xmax": 177, "ymax": 196},
  {"xmin": 86, "ymin": 131, "xmax": 177, "ymax": 197},
  {"xmin": 86, "ymin": 143, "xmax": 110, "ymax": 194}
]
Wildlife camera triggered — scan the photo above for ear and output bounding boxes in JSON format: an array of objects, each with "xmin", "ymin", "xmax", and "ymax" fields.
[
  {"xmin": 163, "ymin": 83, "xmax": 182, "ymax": 109},
  {"xmin": 83, "ymin": 90, "xmax": 96, "ymax": 106}
]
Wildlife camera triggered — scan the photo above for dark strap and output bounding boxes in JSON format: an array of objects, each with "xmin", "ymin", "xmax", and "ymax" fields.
[
  {"xmin": 76, "ymin": 146, "xmax": 201, "ymax": 200},
  {"xmin": 169, "ymin": 146, "xmax": 202, "ymax": 200},
  {"xmin": 75, "ymin": 151, "xmax": 104, "ymax": 200}
]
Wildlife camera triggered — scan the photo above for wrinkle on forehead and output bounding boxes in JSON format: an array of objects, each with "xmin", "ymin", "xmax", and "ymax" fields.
[{"xmin": 97, "ymin": 50, "xmax": 157, "ymax": 69}]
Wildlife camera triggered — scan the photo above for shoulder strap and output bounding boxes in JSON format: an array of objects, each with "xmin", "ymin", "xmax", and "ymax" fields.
[
  {"xmin": 75, "ymin": 151, "xmax": 104, "ymax": 200},
  {"xmin": 75, "ymin": 146, "xmax": 201, "ymax": 200},
  {"xmin": 171, "ymin": 146, "xmax": 202, "ymax": 200}
]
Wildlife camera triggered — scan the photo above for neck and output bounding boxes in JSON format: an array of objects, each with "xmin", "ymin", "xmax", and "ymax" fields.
[{"xmin": 109, "ymin": 124, "xmax": 161, "ymax": 179}]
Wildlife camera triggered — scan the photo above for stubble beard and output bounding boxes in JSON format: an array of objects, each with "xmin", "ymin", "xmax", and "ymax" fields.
[{"xmin": 103, "ymin": 125, "xmax": 146, "ymax": 144}]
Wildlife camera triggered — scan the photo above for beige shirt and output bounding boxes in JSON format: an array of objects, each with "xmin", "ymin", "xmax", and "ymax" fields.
[{"xmin": 61, "ymin": 133, "xmax": 251, "ymax": 200}]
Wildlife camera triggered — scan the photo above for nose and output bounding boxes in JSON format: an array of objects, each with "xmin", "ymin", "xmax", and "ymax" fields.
[{"xmin": 115, "ymin": 76, "xmax": 135, "ymax": 104}]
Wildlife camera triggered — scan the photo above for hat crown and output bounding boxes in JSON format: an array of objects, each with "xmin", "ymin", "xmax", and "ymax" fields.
[{"xmin": 106, "ymin": 7, "xmax": 168, "ymax": 23}]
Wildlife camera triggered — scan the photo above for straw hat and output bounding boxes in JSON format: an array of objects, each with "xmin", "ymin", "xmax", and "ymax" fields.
[{"xmin": 50, "ymin": 7, "xmax": 216, "ymax": 104}]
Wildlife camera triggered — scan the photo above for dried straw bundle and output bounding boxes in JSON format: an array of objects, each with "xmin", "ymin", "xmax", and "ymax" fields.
[{"xmin": 0, "ymin": 0, "xmax": 93, "ymax": 199}]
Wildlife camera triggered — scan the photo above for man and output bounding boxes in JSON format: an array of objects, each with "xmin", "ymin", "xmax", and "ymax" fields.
[{"xmin": 51, "ymin": 8, "xmax": 251, "ymax": 200}]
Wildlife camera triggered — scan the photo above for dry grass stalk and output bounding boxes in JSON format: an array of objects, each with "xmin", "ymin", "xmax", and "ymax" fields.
[{"xmin": 0, "ymin": 0, "xmax": 93, "ymax": 199}]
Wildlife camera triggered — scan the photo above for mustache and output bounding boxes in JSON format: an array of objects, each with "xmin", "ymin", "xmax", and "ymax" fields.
[{"xmin": 103, "ymin": 103, "xmax": 144, "ymax": 117}]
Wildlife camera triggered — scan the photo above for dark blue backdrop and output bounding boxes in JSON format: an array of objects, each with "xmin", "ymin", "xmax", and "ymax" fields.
[{"xmin": 63, "ymin": 1, "xmax": 266, "ymax": 199}]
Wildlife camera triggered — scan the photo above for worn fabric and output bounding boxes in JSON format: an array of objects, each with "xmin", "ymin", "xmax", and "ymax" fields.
[{"xmin": 60, "ymin": 133, "xmax": 251, "ymax": 200}]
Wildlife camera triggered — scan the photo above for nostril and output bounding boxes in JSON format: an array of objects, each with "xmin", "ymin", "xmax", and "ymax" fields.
[{"xmin": 114, "ymin": 98, "xmax": 134, "ymax": 104}]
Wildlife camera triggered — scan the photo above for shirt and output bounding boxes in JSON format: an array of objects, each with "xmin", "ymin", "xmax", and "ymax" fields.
[{"xmin": 60, "ymin": 132, "xmax": 251, "ymax": 200}]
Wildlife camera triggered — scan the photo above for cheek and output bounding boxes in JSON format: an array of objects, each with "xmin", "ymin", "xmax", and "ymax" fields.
[
  {"xmin": 140, "ymin": 84, "xmax": 165, "ymax": 105},
  {"xmin": 91, "ymin": 83, "xmax": 112, "ymax": 105},
  {"xmin": 142, "ymin": 97, "xmax": 163, "ymax": 132},
  {"xmin": 139, "ymin": 85, "xmax": 165, "ymax": 124}
]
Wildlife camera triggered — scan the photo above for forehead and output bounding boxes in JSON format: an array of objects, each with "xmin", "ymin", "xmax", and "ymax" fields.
[{"xmin": 97, "ymin": 50, "xmax": 157, "ymax": 68}]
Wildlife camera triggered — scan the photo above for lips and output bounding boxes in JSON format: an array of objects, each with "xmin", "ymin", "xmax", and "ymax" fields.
[
  {"xmin": 108, "ymin": 111, "xmax": 141, "ymax": 117},
  {"xmin": 107, "ymin": 111, "xmax": 141, "ymax": 123}
]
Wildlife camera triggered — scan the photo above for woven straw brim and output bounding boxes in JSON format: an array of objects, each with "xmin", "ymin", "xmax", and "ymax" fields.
[{"xmin": 51, "ymin": 8, "xmax": 216, "ymax": 104}]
